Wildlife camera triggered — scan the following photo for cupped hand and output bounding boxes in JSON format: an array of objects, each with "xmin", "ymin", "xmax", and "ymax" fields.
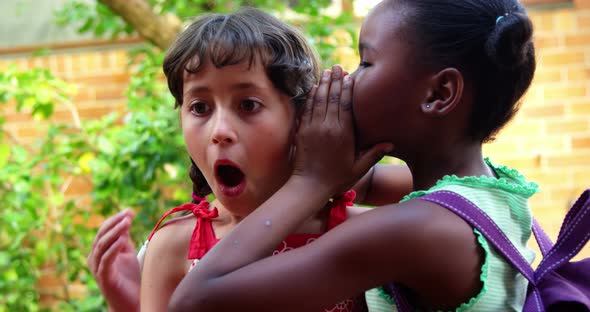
[
  {"xmin": 87, "ymin": 209, "xmax": 140, "ymax": 312},
  {"xmin": 293, "ymin": 65, "xmax": 393, "ymax": 196}
]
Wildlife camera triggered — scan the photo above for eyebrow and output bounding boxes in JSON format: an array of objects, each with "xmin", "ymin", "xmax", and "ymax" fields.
[
  {"xmin": 232, "ymin": 82, "xmax": 265, "ymax": 91},
  {"xmin": 359, "ymin": 41, "xmax": 376, "ymax": 53},
  {"xmin": 184, "ymin": 82, "xmax": 266, "ymax": 96}
]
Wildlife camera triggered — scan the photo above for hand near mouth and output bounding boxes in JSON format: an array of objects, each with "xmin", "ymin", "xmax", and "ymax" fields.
[{"xmin": 293, "ymin": 66, "xmax": 393, "ymax": 197}]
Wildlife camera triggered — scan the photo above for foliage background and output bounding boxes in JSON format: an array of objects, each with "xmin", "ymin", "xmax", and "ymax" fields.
[{"xmin": 0, "ymin": 1, "xmax": 359, "ymax": 310}]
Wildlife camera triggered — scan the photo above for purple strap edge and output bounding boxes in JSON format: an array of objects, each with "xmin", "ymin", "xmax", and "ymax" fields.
[
  {"xmin": 384, "ymin": 284, "xmax": 412, "ymax": 312},
  {"xmin": 535, "ymin": 189, "xmax": 590, "ymax": 282},
  {"xmin": 532, "ymin": 218, "xmax": 553, "ymax": 256},
  {"xmin": 558, "ymin": 189, "xmax": 590, "ymax": 238}
]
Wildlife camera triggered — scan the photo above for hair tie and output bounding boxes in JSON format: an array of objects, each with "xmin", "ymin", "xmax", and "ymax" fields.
[
  {"xmin": 192, "ymin": 193, "xmax": 205, "ymax": 201},
  {"xmin": 496, "ymin": 13, "xmax": 509, "ymax": 25}
]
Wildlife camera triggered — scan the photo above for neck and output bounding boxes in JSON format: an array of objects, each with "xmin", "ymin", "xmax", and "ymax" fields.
[
  {"xmin": 403, "ymin": 140, "xmax": 495, "ymax": 192},
  {"xmin": 210, "ymin": 199, "xmax": 248, "ymax": 227}
]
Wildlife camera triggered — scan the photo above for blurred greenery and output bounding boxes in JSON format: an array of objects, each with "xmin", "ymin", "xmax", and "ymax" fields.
[{"xmin": 0, "ymin": 0, "xmax": 359, "ymax": 311}]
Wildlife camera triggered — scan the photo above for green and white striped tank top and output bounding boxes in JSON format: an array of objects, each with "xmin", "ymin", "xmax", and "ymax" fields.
[{"xmin": 365, "ymin": 158, "xmax": 538, "ymax": 312}]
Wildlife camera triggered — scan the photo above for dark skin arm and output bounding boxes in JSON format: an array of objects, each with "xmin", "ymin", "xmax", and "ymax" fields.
[
  {"xmin": 170, "ymin": 197, "xmax": 482, "ymax": 311},
  {"xmin": 169, "ymin": 67, "xmax": 482, "ymax": 312}
]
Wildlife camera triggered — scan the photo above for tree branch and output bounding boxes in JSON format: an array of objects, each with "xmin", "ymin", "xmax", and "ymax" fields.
[{"xmin": 98, "ymin": 0, "xmax": 182, "ymax": 50}]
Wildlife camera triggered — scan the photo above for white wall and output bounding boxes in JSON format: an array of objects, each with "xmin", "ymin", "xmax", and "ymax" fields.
[{"xmin": 0, "ymin": 0, "xmax": 94, "ymax": 49}]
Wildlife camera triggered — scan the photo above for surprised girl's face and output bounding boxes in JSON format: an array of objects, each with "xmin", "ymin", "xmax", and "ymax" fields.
[{"xmin": 180, "ymin": 60, "xmax": 296, "ymax": 216}]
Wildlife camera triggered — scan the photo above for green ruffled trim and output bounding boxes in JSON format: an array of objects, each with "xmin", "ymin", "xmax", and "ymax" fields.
[
  {"xmin": 375, "ymin": 286, "xmax": 395, "ymax": 305},
  {"xmin": 401, "ymin": 158, "xmax": 539, "ymax": 203},
  {"xmin": 452, "ymin": 229, "xmax": 489, "ymax": 312},
  {"xmin": 374, "ymin": 229, "xmax": 490, "ymax": 312}
]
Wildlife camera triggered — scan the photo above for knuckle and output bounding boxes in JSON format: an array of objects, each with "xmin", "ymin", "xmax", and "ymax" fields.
[
  {"xmin": 314, "ymin": 96, "xmax": 326, "ymax": 105},
  {"xmin": 328, "ymin": 94, "xmax": 340, "ymax": 103},
  {"xmin": 325, "ymin": 127, "xmax": 338, "ymax": 137},
  {"xmin": 342, "ymin": 101, "xmax": 353, "ymax": 111}
]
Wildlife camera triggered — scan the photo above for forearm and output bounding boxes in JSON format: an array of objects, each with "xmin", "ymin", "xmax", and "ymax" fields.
[{"xmin": 169, "ymin": 175, "xmax": 333, "ymax": 311}]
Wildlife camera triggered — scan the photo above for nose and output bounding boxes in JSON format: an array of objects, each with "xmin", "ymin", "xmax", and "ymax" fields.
[{"xmin": 211, "ymin": 112, "xmax": 237, "ymax": 145}]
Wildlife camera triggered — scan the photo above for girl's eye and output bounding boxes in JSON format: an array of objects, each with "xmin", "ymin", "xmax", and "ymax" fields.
[
  {"xmin": 189, "ymin": 102, "xmax": 211, "ymax": 115},
  {"xmin": 240, "ymin": 99, "xmax": 262, "ymax": 113}
]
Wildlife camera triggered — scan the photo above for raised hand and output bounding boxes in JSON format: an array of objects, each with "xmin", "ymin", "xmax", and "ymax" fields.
[
  {"xmin": 87, "ymin": 209, "xmax": 140, "ymax": 312},
  {"xmin": 294, "ymin": 65, "xmax": 393, "ymax": 196}
]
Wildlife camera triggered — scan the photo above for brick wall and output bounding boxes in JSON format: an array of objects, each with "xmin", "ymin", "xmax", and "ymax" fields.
[
  {"xmin": 484, "ymin": 5, "xmax": 590, "ymax": 259},
  {"xmin": 1, "ymin": 48, "xmax": 131, "ymax": 144},
  {"xmin": 0, "ymin": 47, "xmax": 133, "ymax": 306}
]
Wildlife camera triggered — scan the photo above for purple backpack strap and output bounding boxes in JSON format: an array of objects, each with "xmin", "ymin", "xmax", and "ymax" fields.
[
  {"xmin": 558, "ymin": 189, "xmax": 590, "ymax": 238},
  {"xmin": 382, "ymin": 283, "xmax": 412, "ymax": 312},
  {"xmin": 532, "ymin": 218, "xmax": 553, "ymax": 256},
  {"xmin": 535, "ymin": 189, "xmax": 590, "ymax": 283},
  {"xmin": 419, "ymin": 191, "xmax": 536, "ymax": 283}
]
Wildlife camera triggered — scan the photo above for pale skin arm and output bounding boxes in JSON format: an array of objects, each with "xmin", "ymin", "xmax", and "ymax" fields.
[
  {"xmin": 140, "ymin": 218, "xmax": 192, "ymax": 312},
  {"xmin": 168, "ymin": 66, "xmax": 483, "ymax": 312}
]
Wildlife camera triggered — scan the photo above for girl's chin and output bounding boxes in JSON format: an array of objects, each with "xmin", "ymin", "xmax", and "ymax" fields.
[
  {"xmin": 217, "ymin": 181, "xmax": 246, "ymax": 197},
  {"xmin": 214, "ymin": 196, "xmax": 259, "ymax": 217}
]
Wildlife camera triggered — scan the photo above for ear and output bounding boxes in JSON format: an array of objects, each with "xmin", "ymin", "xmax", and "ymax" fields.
[{"xmin": 421, "ymin": 68, "xmax": 464, "ymax": 116}]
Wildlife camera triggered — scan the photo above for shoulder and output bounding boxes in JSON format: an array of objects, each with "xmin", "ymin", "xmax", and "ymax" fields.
[
  {"xmin": 141, "ymin": 214, "xmax": 196, "ymax": 311},
  {"xmin": 345, "ymin": 205, "xmax": 371, "ymax": 219},
  {"xmin": 336, "ymin": 198, "xmax": 475, "ymax": 245},
  {"xmin": 144, "ymin": 214, "xmax": 196, "ymax": 267}
]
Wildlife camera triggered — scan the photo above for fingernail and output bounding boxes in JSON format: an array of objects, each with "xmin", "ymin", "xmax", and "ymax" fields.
[
  {"xmin": 323, "ymin": 70, "xmax": 331, "ymax": 78},
  {"xmin": 332, "ymin": 66, "xmax": 341, "ymax": 79}
]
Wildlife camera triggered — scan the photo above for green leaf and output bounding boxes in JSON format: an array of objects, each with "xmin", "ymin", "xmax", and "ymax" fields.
[
  {"xmin": 97, "ymin": 136, "xmax": 115, "ymax": 154},
  {"xmin": 0, "ymin": 144, "xmax": 10, "ymax": 167},
  {"xmin": 4, "ymin": 268, "xmax": 17, "ymax": 282},
  {"xmin": 32, "ymin": 102, "xmax": 54, "ymax": 119},
  {"xmin": 0, "ymin": 252, "xmax": 9, "ymax": 267}
]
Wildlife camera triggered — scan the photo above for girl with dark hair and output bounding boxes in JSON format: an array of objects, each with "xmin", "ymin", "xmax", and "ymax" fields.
[
  {"xmin": 87, "ymin": 7, "xmax": 411, "ymax": 312},
  {"xmin": 170, "ymin": 0, "xmax": 539, "ymax": 311}
]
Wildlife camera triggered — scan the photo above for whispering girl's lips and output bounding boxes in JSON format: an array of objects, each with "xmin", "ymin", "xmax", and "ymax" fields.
[{"xmin": 214, "ymin": 159, "xmax": 246, "ymax": 197}]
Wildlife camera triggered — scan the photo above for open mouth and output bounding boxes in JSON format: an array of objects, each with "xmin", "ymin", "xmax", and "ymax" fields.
[{"xmin": 216, "ymin": 164, "xmax": 245, "ymax": 187}]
